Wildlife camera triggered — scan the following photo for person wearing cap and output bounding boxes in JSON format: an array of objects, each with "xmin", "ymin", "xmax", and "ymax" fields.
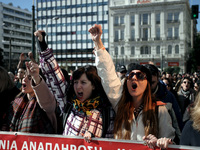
[
  {"xmin": 116, "ymin": 65, "xmax": 127, "ymax": 82},
  {"xmin": 89, "ymin": 24, "xmax": 175, "ymax": 149}
]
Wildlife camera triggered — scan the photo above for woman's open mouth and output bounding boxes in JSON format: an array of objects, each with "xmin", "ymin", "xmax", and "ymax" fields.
[
  {"xmin": 132, "ymin": 82, "xmax": 137, "ymax": 90},
  {"xmin": 77, "ymin": 92, "xmax": 83, "ymax": 98},
  {"xmin": 22, "ymin": 83, "xmax": 27, "ymax": 88}
]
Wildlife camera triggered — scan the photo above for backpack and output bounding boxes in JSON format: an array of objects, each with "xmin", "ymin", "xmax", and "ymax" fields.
[{"xmin": 156, "ymin": 101, "xmax": 181, "ymax": 144}]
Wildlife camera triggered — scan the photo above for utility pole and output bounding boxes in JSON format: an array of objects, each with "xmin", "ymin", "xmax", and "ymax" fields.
[{"xmin": 32, "ymin": 0, "xmax": 35, "ymax": 58}]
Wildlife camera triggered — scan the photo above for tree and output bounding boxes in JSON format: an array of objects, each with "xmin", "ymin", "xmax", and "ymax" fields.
[
  {"xmin": 186, "ymin": 33, "xmax": 200, "ymax": 73},
  {"xmin": 164, "ymin": 66, "xmax": 180, "ymax": 74}
]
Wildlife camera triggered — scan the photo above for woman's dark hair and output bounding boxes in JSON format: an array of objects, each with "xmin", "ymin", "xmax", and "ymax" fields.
[
  {"xmin": 67, "ymin": 65, "xmax": 109, "ymax": 105},
  {"xmin": 0, "ymin": 66, "xmax": 14, "ymax": 92},
  {"xmin": 114, "ymin": 74, "xmax": 158, "ymax": 139}
]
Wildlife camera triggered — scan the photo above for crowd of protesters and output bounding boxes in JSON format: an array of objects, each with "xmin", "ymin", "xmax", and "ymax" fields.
[{"xmin": 0, "ymin": 24, "xmax": 200, "ymax": 149}]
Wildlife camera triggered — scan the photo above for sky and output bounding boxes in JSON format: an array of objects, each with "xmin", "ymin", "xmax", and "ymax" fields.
[{"xmin": 0, "ymin": 0, "xmax": 200, "ymax": 31}]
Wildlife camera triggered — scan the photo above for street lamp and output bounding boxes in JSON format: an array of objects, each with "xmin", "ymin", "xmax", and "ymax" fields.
[
  {"xmin": 161, "ymin": 48, "xmax": 164, "ymax": 71},
  {"xmin": 3, "ymin": 24, "xmax": 12, "ymax": 71},
  {"xmin": 114, "ymin": 47, "xmax": 118, "ymax": 68}
]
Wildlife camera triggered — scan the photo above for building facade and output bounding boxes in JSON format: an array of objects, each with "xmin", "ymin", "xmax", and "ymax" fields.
[
  {"xmin": 0, "ymin": 2, "xmax": 32, "ymax": 72},
  {"xmin": 36, "ymin": 0, "xmax": 109, "ymax": 71},
  {"xmin": 109, "ymin": 0, "xmax": 191, "ymax": 73}
]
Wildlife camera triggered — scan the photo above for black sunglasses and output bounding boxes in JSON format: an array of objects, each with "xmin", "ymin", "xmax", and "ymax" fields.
[{"xmin": 126, "ymin": 72, "xmax": 146, "ymax": 80}]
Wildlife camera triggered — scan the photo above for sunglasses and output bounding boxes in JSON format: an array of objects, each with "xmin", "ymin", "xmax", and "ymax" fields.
[{"xmin": 126, "ymin": 72, "xmax": 146, "ymax": 80}]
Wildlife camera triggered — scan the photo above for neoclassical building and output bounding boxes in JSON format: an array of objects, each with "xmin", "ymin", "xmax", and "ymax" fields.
[{"xmin": 109, "ymin": 0, "xmax": 191, "ymax": 73}]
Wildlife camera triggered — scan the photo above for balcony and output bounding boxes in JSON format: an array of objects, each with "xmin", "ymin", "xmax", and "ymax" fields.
[
  {"xmin": 167, "ymin": 37, "xmax": 173, "ymax": 40},
  {"xmin": 167, "ymin": 37, "xmax": 179, "ymax": 40},
  {"xmin": 131, "ymin": 23, "xmax": 135, "ymax": 26},
  {"xmin": 154, "ymin": 37, "xmax": 161, "ymax": 41},
  {"xmin": 142, "ymin": 37, "xmax": 148, "ymax": 41},
  {"xmin": 114, "ymin": 23, "xmax": 125, "ymax": 27},
  {"xmin": 167, "ymin": 20, "xmax": 173, "ymax": 23},
  {"xmin": 128, "ymin": 38, "xmax": 135, "ymax": 42},
  {"xmin": 156, "ymin": 21, "xmax": 160, "ymax": 24},
  {"xmin": 167, "ymin": 20, "xmax": 180, "ymax": 24}
]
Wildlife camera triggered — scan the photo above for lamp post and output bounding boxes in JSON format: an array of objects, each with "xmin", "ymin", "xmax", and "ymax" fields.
[
  {"xmin": 32, "ymin": 0, "xmax": 35, "ymax": 58},
  {"xmin": 3, "ymin": 24, "xmax": 12, "ymax": 71},
  {"xmin": 161, "ymin": 48, "xmax": 164, "ymax": 71}
]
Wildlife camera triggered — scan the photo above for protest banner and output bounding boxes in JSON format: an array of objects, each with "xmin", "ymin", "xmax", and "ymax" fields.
[{"xmin": 0, "ymin": 132, "xmax": 199, "ymax": 150}]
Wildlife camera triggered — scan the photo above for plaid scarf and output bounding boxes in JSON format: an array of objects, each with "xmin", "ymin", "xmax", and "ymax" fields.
[
  {"xmin": 72, "ymin": 96, "xmax": 100, "ymax": 115},
  {"xmin": 7, "ymin": 94, "xmax": 54, "ymax": 133}
]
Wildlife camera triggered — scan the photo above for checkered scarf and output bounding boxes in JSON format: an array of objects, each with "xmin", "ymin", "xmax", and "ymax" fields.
[{"xmin": 8, "ymin": 94, "xmax": 55, "ymax": 133}]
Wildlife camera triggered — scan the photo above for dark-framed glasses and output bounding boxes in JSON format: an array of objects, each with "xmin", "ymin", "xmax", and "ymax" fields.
[{"xmin": 126, "ymin": 72, "xmax": 147, "ymax": 80}]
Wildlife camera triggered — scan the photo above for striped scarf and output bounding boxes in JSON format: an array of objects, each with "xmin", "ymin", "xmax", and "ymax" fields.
[{"xmin": 7, "ymin": 94, "xmax": 54, "ymax": 133}]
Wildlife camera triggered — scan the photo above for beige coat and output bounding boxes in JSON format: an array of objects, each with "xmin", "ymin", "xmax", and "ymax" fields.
[
  {"xmin": 95, "ymin": 48, "xmax": 175, "ymax": 141},
  {"xmin": 32, "ymin": 78, "xmax": 57, "ymax": 132}
]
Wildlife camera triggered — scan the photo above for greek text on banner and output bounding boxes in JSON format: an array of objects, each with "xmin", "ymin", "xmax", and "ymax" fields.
[{"xmin": 0, "ymin": 132, "xmax": 199, "ymax": 150}]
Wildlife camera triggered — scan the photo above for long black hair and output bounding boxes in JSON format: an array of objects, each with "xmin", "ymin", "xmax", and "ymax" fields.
[{"xmin": 66, "ymin": 65, "xmax": 109, "ymax": 106}]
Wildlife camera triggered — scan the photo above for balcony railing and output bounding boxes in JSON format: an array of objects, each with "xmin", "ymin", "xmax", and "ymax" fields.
[{"xmin": 154, "ymin": 37, "xmax": 161, "ymax": 41}]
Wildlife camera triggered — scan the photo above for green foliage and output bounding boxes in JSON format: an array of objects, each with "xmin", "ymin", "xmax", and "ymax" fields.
[
  {"xmin": 164, "ymin": 66, "xmax": 180, "ymax": 74},
  {"xmin": 187, "ymin": 34, "xmax": 200, "ymax": 73}
]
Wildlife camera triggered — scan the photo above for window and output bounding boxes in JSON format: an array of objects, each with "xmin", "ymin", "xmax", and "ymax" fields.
[
  {"xmin": 121, "ymin": 47, "xmax": 124, "ymax": 55},
  {"xmin": 145, "ymin": 46, "xmax": 148, "ymax": 54},
  {"xmin": 131, "ymin": 29, "xmax": 135, "ymax": 40},
  {"xmin": 174, "ymin": 12, "xmax": 179, "ymax": 22},
  {"xmin": 156, "ymin": 46, "xmax": 160, "ymax": 54},
  {"xmin": 140, "ymin": 46, "xmax": 151, "ymax": 54},
  {"xmin": 140, "ymin": 47, "xmax": 144, "ymax": 54},
  {"xmin": 114, "ymin": 16, "xmax": 124, "ymax": 25},
  {"xmin": 167, "ymin": 28, "xmax": 172, "ymax": 38},
  {"xmin": 175, "ymin": 45, "xmax": 179, "ymax": 54},
  {"xmin": 114, "ymin": 30, "xmax": 119, "ymax": 41},
  {"xmin": 121, "ymin": 29, "xmax": 124, "ymax": 40},
  {"xmin": 143, "ymin": 28, "xmax": 148, "ymax": 40},
  {"xmin": 167, "ymin": 13, "xmax": 173, "ymax": 22},
  {"xmin": 115, "ymin": 47, "xmax": 118, "ymax": 55},
  {"xmin": 175, "ymin": 27, "xmax": 179, "ymax": 39},
  {"xmin": 156, "ymin": 28, "xmax": 160, "ymax": 39},
  {"xmin": 131, "ymin": 46, "xmax": 135, "ymax": 55},
  {"xmin": 156, "ymin": 13, "xmax": 160, "ymax": 24},
  {"xmin": 131, "ymin": 15, "xmax": 135, "ymax": 25},
  {"xmin": 168, "ymin": 45, "xmax": 172, "ymax": 54},
  {"xmin": 143, "ymin": 14, "xmax": 148, "ymax": 25},
  {"xmin": 114, "ymin": 16, "xmax": 119, "ymax": 25},
  {"xmin": 120, "ymin": 16, "xmax": 124, "ymax": 24}
]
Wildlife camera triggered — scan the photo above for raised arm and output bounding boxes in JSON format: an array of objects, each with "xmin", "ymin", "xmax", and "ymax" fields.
[
  {"xmin": 34, "ymin": 30, "xmax": 67, "ymax": 113},
  {"xmin": 88, "ymin": 24, "xmax": 122, "ymax": 112},
  {"xmin": 25, "ymin": 61, "xmax": 57, "ymax": 131},
  {"xmin": 17, "ymin": 53, "xmax": 26, "ymax": 69}
]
